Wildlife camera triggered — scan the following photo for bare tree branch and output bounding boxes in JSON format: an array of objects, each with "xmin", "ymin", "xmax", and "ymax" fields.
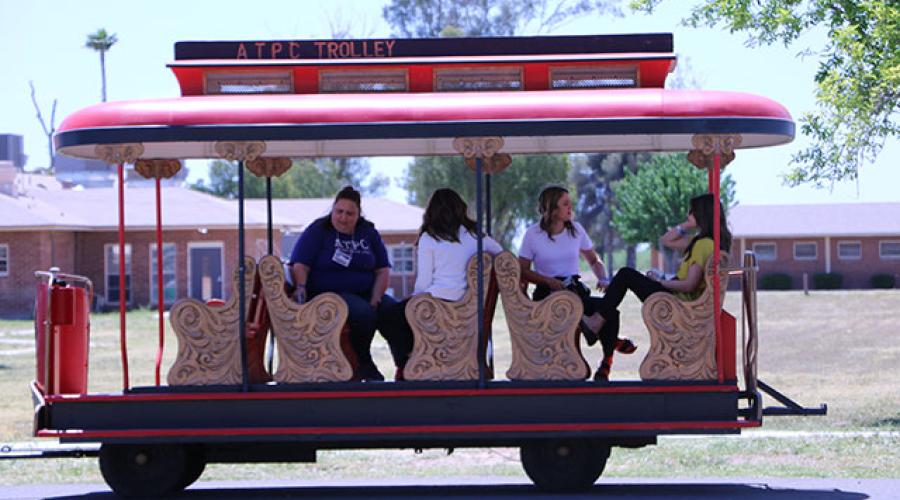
[{"xmin": 29, "ymin": 80, "xmax": 57, "ymax": 171}]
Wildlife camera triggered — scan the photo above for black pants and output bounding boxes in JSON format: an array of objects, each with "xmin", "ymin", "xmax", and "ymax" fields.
[
  {"xmin": 379, "ymin": 298, "xmax": 414, "ymax": 368},
  {"xmin": 595, "ymin": 267, "xmax": 669, "ymax": 339},
  {"xmin": 533, "ymin": 277, "xmax": 620, "ymax": 357}
]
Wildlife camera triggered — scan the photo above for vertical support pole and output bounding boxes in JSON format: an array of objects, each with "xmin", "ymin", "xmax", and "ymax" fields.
[
  {"xmin": 238, "ymin": 160, "xmax": 250, "ymax": 391},
  {"xmin": 265, "ymin": 176, "xmax": 275, "ymax": 375},
  {"xmin": 154, "ymin": 177, "xmax": 164, "ymax": 386},
  {"xmin": 116, "ymin": 162, "xmax": 129, "ymax": 391},
  {"xmin": 485, "ymin": 173, "xmax": 493, "ymax": 236},
  {"xmin": 475, "ymin": 157, "xmax": 486, "ymax": 389},
  {"xmin": 711, "ymin": 154, "xmax": 724, "ymax": 384}
]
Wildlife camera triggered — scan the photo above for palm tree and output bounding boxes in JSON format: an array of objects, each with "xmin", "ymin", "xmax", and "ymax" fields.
[{"xmin": 85, "ymin": 29, "xmax": 118, "ymax": 102}]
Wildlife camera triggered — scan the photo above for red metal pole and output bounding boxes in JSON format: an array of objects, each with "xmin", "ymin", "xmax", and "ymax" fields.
[
  {"xmin": 711, "ymin": 154, "xmax": 723, "ymax": 384},
  {"xmin": 154, "ymin": 177, "xmax": 164, "ymax": 386},
  {"xmin": 117, "ymin": 163, "xmax": 129, "ymax": 391}
]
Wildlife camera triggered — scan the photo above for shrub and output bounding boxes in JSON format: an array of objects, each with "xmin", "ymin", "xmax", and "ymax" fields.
[
  {"xmin": 813, "ymin": 272, "xmax": 843, "ymax": 290},
  {"xmin": 871, "ymin": 274, "xmax": 896, "ymax": 289},
  {"xmin": 760, "ymin": 273, "xmax": 792, "ymax": 290}
]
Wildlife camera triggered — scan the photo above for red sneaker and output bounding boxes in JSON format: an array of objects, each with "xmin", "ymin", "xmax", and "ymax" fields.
[{"xmin": 615, "ymin": 338, "xmax": 637, "ymax": 354}]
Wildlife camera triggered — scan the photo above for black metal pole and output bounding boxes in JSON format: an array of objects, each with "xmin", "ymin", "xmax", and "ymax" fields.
[
  {"xmin": 485, "ymin": 173, "xmax": 492, "ymax": 236},
  {"xmin": 475, "ymin": 157, "xmax": 485, "ymax": 389},
  {"xmin": 265, "ymin": 176, "xmax": 275, "ymax": 375},
  {"xmin": 238, "ymin": 160, "xmax": 249, "ymax": 391}
]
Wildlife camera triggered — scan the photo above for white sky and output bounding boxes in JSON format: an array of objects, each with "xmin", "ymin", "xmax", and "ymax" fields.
[{"xmin": 1, "ymin": 0, "xmax": 896, "ymax": 206}]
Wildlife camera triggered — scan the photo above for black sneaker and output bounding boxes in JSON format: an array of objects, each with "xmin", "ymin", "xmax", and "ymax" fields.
[{"xmin": 358, "ymin": 362, "xmax": 385, "ymax": 382}]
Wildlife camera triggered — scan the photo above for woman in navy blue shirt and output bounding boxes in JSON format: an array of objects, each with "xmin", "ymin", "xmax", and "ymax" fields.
[{"xmin": 289, "ymin": 186, "xmax": 396, "ymax": 381}]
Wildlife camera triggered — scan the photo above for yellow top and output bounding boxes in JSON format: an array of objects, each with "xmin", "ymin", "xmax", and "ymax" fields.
[{"xmin": 675, "ymin": 237, "xmax": 714, "ymax": 301}]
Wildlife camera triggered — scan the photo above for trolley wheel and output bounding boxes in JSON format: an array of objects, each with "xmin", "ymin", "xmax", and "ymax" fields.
[
  {"xmin": 98, "ymin": 443, "xmax": 188, "ymax": 497},
  {"xmin": 178, "ymin": 445, "xmax": 207, "ymax": 490},
  {"xmin": 520, "ymin": 439, "xmax": 611, "ymax": 492}
]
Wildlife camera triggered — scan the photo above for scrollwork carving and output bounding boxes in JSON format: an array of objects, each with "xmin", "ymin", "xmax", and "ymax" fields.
[
  {"xmin": 452, "ymin": 136, "xmax": 504, "ymax": 159},
  {"xmin": 464, "ymin": 153, "xmax": 512, "ymax": 174},
  {"xmin": 257, "ymin": 255, "xmax": 353, "ymax": 383},
  {"xmin": 639, "ymin": 253, "xmax": 730, "ymax": 381},
  {"xmin": 168, "ymin": 257, "xmax": 257, "ymax": 385},
  {"xmin": 214, "ymin": 141, "xmax": 266, "ymax": 162},
  {"xmin": 95, "ymin": 143, "xmax": 145, "ymax": 164},
  {"xmin": 494, "ymin": 251, "xmax": 589, "ymax": 381},
  {"xmin": 246, "ymin": 157, "xmax": 292, "ymax": 178},
  {"xmin": 404, "ymin": 254, "xmax": 492, "ymax": 381},
  {"xmin": 134, "ymin": 159, "xmax": 182, "ymax": 180},
  {"xmin": 687, "ymin": 134, "xmax": 742, "ymax": 170}
]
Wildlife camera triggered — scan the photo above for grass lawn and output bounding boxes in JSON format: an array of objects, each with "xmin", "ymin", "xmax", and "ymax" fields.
[{"xmin": 0, "ymin": 289, "xmax": 898, "ymax": 483}]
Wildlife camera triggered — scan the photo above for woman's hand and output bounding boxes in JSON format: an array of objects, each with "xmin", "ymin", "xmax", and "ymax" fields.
[
  {"xmin": 596, "ymin": 278, "xmax": 609, "ymax": 291},
  {"xmin": 292, "ymin": 286, "xmax": 307, "ymax": 304},
  {"xmin": 369, "ymin": 296, "xmax": 381, "ymax": 309},
  {"xmin": 546, "ymin": 278, "xmax": 565, "ymax": 291}
]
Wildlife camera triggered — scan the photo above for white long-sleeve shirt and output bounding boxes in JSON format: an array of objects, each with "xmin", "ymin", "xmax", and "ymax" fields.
[{"xmin": 414, "ymin": 227, "xmax": 503, "ymax": 301}]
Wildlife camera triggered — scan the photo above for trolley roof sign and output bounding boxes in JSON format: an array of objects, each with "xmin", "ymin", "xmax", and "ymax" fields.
[{"xmin": 55, "ymin": 33, "xmax": 794, "ymax": 162}]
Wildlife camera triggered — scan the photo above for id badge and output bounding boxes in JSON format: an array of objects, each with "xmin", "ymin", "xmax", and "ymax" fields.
[{"xmin": 332, "ymin": 248, "xmax": 352, "ymax": 267}]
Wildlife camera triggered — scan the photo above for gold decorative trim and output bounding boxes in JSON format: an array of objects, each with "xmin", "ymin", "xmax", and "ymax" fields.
[
  {"xmin": 256, "ymin": 255, "xmax": 353, "ymax": 383},
  {"xmin": 134, "ymin": 159, "xmax": 182, "ymax": 180},
  {"xmin": 494, "ymin": 251, "xmax": 589, "ymax": 380},
  {"xmin": 95, "ymin": 144, "xmax": 144, "ymax": 164},
  {"xmin": 687, "ymin": 134, "xmax": 742, "ymax": 170},
  {"xmin": 404, "ymin": 254, "xmax": 492, "ymax": 381},
  {"xmin": 464, "ymin": 153, "xmax": 512, "ymax": 174},
  {"xmin": 167, "ymin": 257, "xmax": 258, "ymax": 386},
  {"xmin": 452, "ymin": 137, "xmax": 504, "ymax": 159},
  {"xmin": 246, "ymin": 157, "xmax": 292, "ymax": 178},
  {"xmin": 639, "ymin": 253, "xmax": 730, "ymax": 381},
  {"xmin": 214, "ymin": 141, "xmax": 266, "ymax": 161}
]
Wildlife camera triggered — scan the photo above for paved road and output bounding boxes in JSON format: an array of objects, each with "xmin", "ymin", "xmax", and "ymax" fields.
[{"xmin": 2, "ymin": 477, "xmax": 895, "ymax": 499}]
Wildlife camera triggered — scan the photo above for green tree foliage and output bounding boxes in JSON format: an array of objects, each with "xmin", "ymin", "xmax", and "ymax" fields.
[
  {"xmin": 404, "ymin": 155, "xmax": 570, "ymax": 248},
  {"xmin": 383, "ymin": 0, "xmax": 621, "ymax": 37},
  {"xmin": 612, "ymin": 154, "xmax": 735, "ymax": 248},
  {"xmin": 84, "ymin": 28, "xmax": 118, "ymax": 102},
  {"xmin": 192, "ymin": 158, "xmax": 387, "ymax": 199},
  {"xmin": 632, "ymin": 0, "xmax": 899, "ymax": 186}
]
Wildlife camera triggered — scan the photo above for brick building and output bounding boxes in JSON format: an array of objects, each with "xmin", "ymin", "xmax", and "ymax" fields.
[{"xmin": 730, "ymin": 203, "xmax": 900, "ymax": 289}]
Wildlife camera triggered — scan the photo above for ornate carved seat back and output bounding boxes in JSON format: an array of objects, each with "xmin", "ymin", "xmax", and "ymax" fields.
[
  {"xmin": 257, "ymin": 255, "xmax": 352, "ymax": 383},
  {"xmin": 168, "ymin": 256, "xmax": 267, "ymax": 385},
  {"xmin": 494, "ymin": 251, "xmax": 589, "ymax": 381},
  {"xmin": 639, "ymin": 252, "xmax": 730, "ymax": 381},
  {"xmin": 404, "ymin": 253, "xmax": 494, "ymax": 381}
]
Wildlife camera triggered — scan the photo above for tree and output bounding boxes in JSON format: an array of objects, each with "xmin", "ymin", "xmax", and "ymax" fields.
[
  {"xmin": 631, "ymin": 0, "xmax": 899, "ymax": 187},
  {"xmin": 28, "ymin": 81, "xmax": 56, "ymax": 171},
  {"xmin": 192, "ymin": 158, "xmax": 387, "ymax": 199},
  {"xmin": 84, "ymin": 29, "xmax": 118, "ymax": 102},
  {"xmin": 612, "ymin": 154, "xmax": 735, "ymax": 271},
  {"xmin": 404, "ymin": 155, "xmax": 570, "ymax": 248},
  {"xmin": 384, "ymin": 0, "xmax": 621, "ymax": 37}
]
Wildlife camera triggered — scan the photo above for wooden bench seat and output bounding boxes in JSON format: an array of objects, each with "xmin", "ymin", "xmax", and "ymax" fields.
[
  {"xmin": 256, "ymin": 255, "xmax": 353, "ymax": 383},
  {"xmin": 168, "ymin": 256, "xmax": 270, "ymax": 385},
  {"xmin": 403, "ymin": 254, "xmax": 496, "ymax": 381},
  {"xmin": 494, "ymin": 251, "xmax": 589, "ymax": 381},
  {"xmin": 640, "ymin": 253, "xmax": 730, "ymax": 381}
]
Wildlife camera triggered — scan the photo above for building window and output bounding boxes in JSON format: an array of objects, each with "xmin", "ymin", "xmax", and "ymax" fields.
[
  {"xmin": 388, "ymin": 245, "xmax": 415, "ymax": 276},
  {"xmin": 105, "ymin": 244, "xmax": 132, "ymax": 304},
  {"xmin": 150, "ymin": 243, "xmax": 176, "ymax": 306},
  {"xmin": 880, "ymin": 241, "xmax": 900, "ymax": 259},
  {"xmin": 752, "ymin": 242, "xmax": 776, "ymax": 261},
  {"xmin": 837, "ymin": 241, "xmax": 862, "ymax": 260},
  {"xmin": 793, "ymin": 242, "xmax": 817, "ymax": 261},
  {"xmin": 0, "ymin": 244, "xmax": 8, "ymax": 276}
]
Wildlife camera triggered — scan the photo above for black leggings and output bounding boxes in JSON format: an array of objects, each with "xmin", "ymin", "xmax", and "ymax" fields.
[
  {"xmin": 533, "ymin": 278, "xmax": 620, "ymax": 357},
  {"xmin": 595, "ymin": 267, "xmax": 669, "ymax": 338}
]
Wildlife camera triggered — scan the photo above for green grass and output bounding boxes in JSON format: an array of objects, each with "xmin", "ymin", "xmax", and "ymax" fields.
[{"xmin": 1, "ymin": 290, "xmax": 898, "ymax": 483}]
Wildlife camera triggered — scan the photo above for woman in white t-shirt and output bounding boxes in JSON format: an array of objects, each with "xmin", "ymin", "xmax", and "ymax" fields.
[
  {"xmin": 518, "ymin": 186, "xmax": 636, "ymax": 382},
  {"xmin": 381, "ymin": 188, "xmax": 503, "ymax": 379}
]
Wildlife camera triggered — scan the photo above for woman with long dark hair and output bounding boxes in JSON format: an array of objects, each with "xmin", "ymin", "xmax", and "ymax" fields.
[
  {"xmin": 288, "ymin": 186, "xmax": 397, "ymax": 382},
  {"xmin": 519, "ymin": 185, "xmax": 636, "ymax": 381},
  {"xmin": 591, "ymin": 192, "xmax": 732, "ymax": 381},
  {"xmin": 381, "ymin": 188, "xmax": 503, "ymax": 378}
]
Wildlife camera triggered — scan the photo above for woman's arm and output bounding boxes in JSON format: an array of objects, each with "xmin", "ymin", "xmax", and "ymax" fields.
[
  {"xmin": 656, "ymin": 262, "xmax": 703, "ymax": 293},
  {"xmin": 369, "ymin": 267, "xmax": 390, "ymax": 308},
  {"xmin": 579, "ymin": 248, "xmax": 607, "ymax": 286},
  {"xmin": 659, "ymin": 216, "xmax": 698, "ymax": 253},
  {"xmin": 413, "ymin": 243, "xmax": 433, "ymax": 295},
  {"xmin": 290, "ymin": 263, "xmax": 310, "ymax": 303},
  {"xmin": 518, "ymin": 257, "xmax": 564, "ymax": 290}
]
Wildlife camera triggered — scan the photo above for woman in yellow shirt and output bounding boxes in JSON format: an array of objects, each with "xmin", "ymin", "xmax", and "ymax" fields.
[{"xmin": 591, "ymin": 193, "xmax": 731, "ymax": 381}]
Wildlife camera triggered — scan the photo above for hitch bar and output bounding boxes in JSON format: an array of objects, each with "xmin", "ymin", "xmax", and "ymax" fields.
[{"xmin": 758, "ymin": 379, "xmax": 827, "ymax": 416}]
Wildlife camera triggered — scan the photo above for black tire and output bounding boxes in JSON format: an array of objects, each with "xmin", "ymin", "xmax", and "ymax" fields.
[
  {"xmin": 98, "ymin": 443, "xmax": 188, "ymax": 497},
  {"xmin": 520, "ymin": 439, "xmax": 611, "ymax": 492},
  {"xmin": 178, "ymin": 445, "xmax": 206, "ymax": 490}
]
